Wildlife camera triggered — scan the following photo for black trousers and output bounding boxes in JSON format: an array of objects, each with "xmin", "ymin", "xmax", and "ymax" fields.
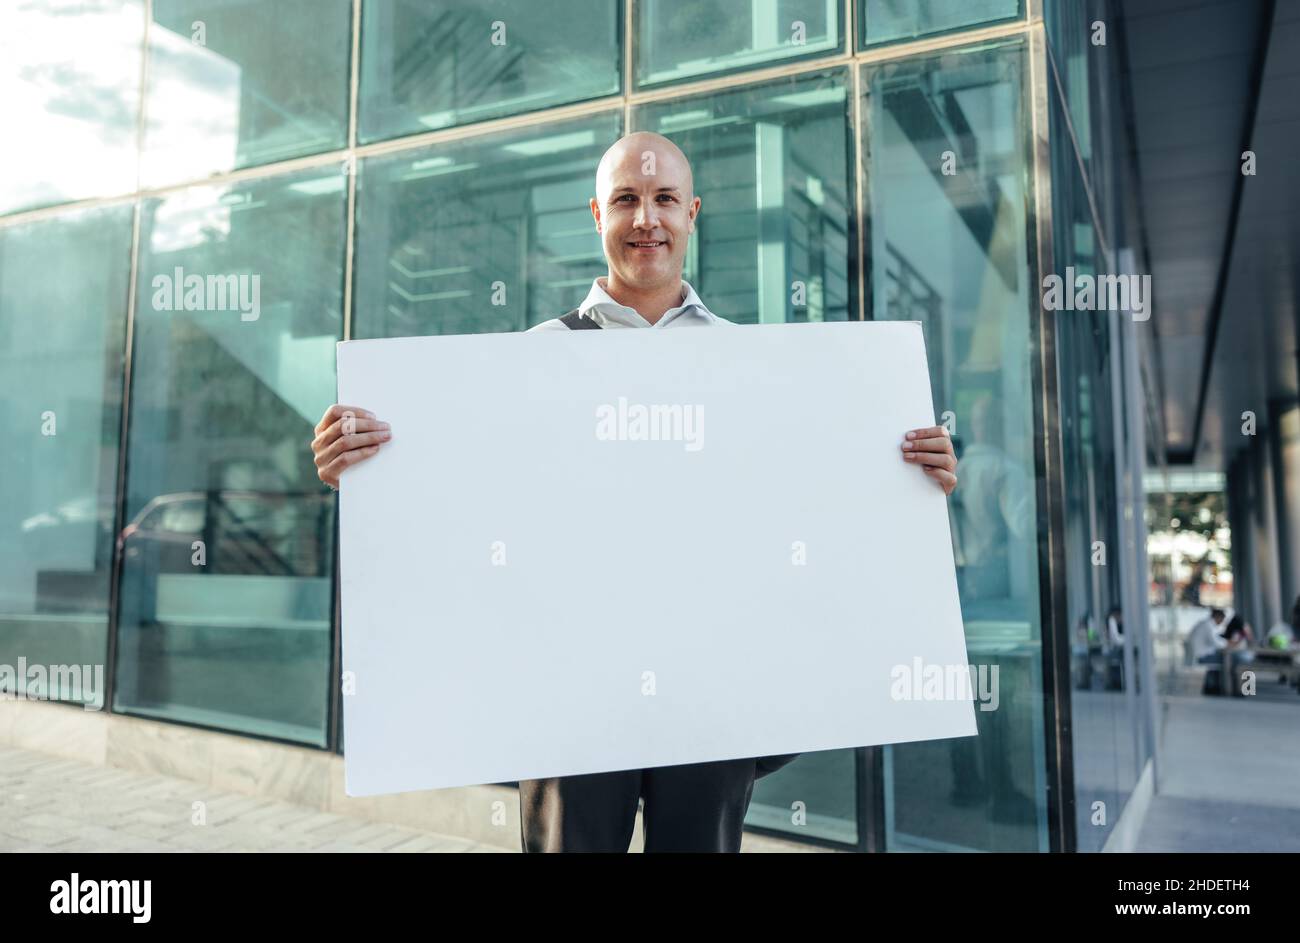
[{"xmin": 519, "ymin": 757, "xmax": 760, "ymax": 853}]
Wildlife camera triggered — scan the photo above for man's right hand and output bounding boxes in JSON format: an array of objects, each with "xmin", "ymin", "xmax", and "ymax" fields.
[{"xmin": 312, "ymin": 403, "xmax": 391, "ymax": 490}]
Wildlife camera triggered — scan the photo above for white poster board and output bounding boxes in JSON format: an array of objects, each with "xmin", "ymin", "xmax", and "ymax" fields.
[{"xmin": 337, "ymin": 321, "xmax": 974, "ymax": 796}]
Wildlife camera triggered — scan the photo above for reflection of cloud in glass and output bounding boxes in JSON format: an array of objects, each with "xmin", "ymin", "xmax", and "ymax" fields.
[
  {"xmin": 141, "ymin": 19, "xmax": 241, "ymax": 187},
  {"xmin": 0, "ymin": 0, "xmax": 144, "ymax": 214},
  {"xmin": 148, "ymin": 184, "xmax": 232, "ymax": 253}
]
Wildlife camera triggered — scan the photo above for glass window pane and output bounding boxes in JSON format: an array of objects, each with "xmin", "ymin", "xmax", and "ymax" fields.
[
  {"xmin": 353, "ymin": 113, "xmax": 621, "ymax": 338},
  {"xmin": 633, "ymin": 69, "xmax": 853, "ymax": 326},
  {"xmin": 1044, "ymin": 0, "xmax": 1094, "ymax": 179},
  {"xmin": 141, "ymin": 0, "xmax": 351, "ymax": 188},
  {"xmin": 0, "ymin": 1, "xmax": 144, "ymax": 214},
  {"xmin": 114, "ymin": 168, "xmax": 346, "ymax": 745},
  {"xmin": 747, "ymin": 750, "xmax": 859, "ymax": 845},
  {"xmin": 635, "ymin": 69, "xmax": 856, "ymax": 844},
  {"xmin": 1049, "ymin": 78, "xmax": 1140, "ymax": 850},
  {"xmin": 0, "ymin": 206, "xmax": 133, "ymax": 706},
  {"xmin": 860, "ymin": 0, "xmax": 1021, "ymax": 48},
  {"xmin": 635, "ymin": 0, "xmax": 843, "ymax": 88},
  {"xmin": 863, "ymin": 39, "xmax": 1048, "ymax": 851},
  {"xmin": 359, "ymin": 0, "xmax": 621, "ymax": 143}
]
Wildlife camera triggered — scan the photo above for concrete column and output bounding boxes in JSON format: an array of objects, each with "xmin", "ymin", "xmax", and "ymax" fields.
[
  {"xmin": 1267, "ymin": 401, "xmax": 1300, "ymax": 618},
  {"xmin": 1225, "ymin": 454, "xmax": 1256, "ymax": 627},
  {"xmin": 1248, "ymin": 433, "xmax": 1282, "ymax": 629}
]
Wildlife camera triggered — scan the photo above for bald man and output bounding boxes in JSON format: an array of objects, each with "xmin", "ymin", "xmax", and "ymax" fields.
[
  {"xmin": 310, "ymin": 132, "xmax": 959, "ymax": 852},
  {"xmin": 526, "ymin": 131, "xmax": 717, "ymax": 332}
]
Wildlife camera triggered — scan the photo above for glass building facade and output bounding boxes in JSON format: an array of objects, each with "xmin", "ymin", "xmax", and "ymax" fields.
[{"xmin": 1, "ymin": 0, "xmax": 1160, "ymax": 852}]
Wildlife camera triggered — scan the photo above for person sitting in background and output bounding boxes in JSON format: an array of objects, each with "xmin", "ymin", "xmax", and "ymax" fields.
[
  {"xmin": 1190, "ymin": 608, "xmax": 1237, "ymax": 696},
  {"xmin": 1104, "ymin": 606, "xmax": 1127, "ymax": 690},
  {"xmin": 1222, "ymin": 614, "xmax": 1255, "ymax": 650},
  {"xmin": 1215, "ymin": 615, "xmax": 1257, "ymax": 696},
  {"xmin": 1073, "ymin": 611, "xmax": 1098, "ymax": 689},
  {"xmin": 1186, "ymin": 607, "xmax": 1226, "ymax": 664},
  {"xmin": 1106, "ymin": 606, "xmax": 1124, "ymax": 646}
]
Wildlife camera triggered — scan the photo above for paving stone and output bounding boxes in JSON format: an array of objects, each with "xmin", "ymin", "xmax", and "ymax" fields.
[{"xmin": 0, "ymin": 744, "xmax": 506, "ymax": 853}]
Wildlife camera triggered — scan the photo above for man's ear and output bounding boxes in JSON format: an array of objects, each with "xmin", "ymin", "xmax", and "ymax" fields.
[
  {"xmin": 687, "ymin": 195, "xmax": 701, "ymax": 234},
  {"xmin": 590, "ymin": 196, "xmax": 602, "ymax": 233}
]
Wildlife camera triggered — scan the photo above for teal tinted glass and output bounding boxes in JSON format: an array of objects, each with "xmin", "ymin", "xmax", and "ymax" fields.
[
  {"xmin": 114, "ymin": 169, "xmax": 346, "ymax": 745},
  {"xmin": 141, "ymin": 0, "xmax": 351, "ymax": 188},
  {"xmin": 633, "ymin": 70, "xmax": 853, "ymax": 326},
  {"xmin": 635, "ymin": 0, "xmax": 843, "ymax": 88},
  {"xmin": 353, "ymin": 113, "xmax": 621, "ymax": 337},
  {"xmin": 0, "ymin": 206, "xmax": 133, "ymax": 706},
  {"xmin": 1049, "ymin": 80, "xmax": 1136, "ymax": 851},
  {"xmin": 863, "ymin": 40, "xmax": 1048, "ymax": 851},
  {"xmin": 749, "ymin": 750, "xmax": 859, "ymax": 845},
  {"xmin": 0, "ymin": 1, "xmax": 144, "ymax": 214},
  {"xmin": 1044, "ymin": 0, "xmax": 1094, "ymax": 176},
  {"xmin": 359, "ymin": 0, "xmax": 621, "ymax": 143},
  {"xmin": 860, "ymin": 0, "xmax": 1021, "ymax": 47}
]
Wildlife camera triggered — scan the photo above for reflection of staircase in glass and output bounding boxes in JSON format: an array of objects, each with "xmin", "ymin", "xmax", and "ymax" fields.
[
  {"xmin": 884, "ymin": 75, "xmax": 1018, "ymax": 289},
  {"xmin": 396, "ymin": 6, "xmax": 527, "ymax": 126},
  {"xmin": 162, "ymin": 295, "xmax": 335, "ymax": 427},
  {"xmin": 529, "ymin": 185, "xmax": 606, "ymax": 322},
  {"xmin": 205, "ymin": 491, "xmax": 299, "ymax": 576},
  {"xmin": 884, "ymin": 240, "xmax": 946, "ymax": 407},
  {"xmin": 693, "ymin": 147, "xmax": 760, "ymax": 322},
  {"xmin": 787, "ymin": 152, "xmax": 850, "ymax": 323},
  {"xmin": 144, "ymin": 182, "xmax": 343, "ymax": 425},
  {"xmin": 685, "ymin": 123, "xmax": 852, "ymax": 325},
  {"xmin": 884, "ymin": 241, "xmax": 942, "ymax": 322},
  {"xmin": 385, "ymin": 202, "xmax": 524, "ymax": 334},
  {"xmin": 387, "ymin": 256, "xmax": 473, "ymax": 306},
  {"xmin": 150, "ymin": 321, "xmax": 324, "ymax": 506}
]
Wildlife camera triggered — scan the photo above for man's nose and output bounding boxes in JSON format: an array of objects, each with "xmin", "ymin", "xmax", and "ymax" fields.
[{"xmin": 633, "ymin": 200, "xmax": 659, "ymax": 229}]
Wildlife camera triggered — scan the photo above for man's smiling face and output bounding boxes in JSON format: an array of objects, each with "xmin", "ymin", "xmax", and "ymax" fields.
[{"xmin": 591, "ymin": 134, "xmax": 701, "ymax": 294}]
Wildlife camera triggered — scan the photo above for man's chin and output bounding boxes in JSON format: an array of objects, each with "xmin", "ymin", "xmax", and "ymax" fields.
[{"xmin": 612, "ymin": 264, "xmax": 678, "ymax": 292}]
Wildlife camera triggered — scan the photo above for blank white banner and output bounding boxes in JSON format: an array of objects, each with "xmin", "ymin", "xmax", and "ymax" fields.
[{"xmin": 337, "ymin": 321, "xmax": 974, "ymax": 796}]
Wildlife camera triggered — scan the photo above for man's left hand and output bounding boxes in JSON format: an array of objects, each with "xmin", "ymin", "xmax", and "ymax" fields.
[{"xmin": 900, "ymin": 425, "xmax": 958, "ymax": 496}]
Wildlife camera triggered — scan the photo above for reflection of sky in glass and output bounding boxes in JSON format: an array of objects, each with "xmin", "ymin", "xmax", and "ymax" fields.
[
  {"xmin": 142, "ymin": 0, "xmax": 349, "ymax": 188},
  {"xmin": 137, "ymin": 168, "xmax": 345, "ymax": 427},
  {"xmin": 147, "ymin": 183, "xmax": 232, "ymax": 253},
  {"xmin": 141, "ymin": 20, "xmax": 241, "ymax": 187},
  {"xmin": 0, "ymin": 0, "xmax": 144, "ymax": 214}
]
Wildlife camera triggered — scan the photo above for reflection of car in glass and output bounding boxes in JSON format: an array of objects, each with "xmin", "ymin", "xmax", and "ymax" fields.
[
  {"xmin": 16, "ymin": 495, "xmax": 117, "ymax": 614},
  {"xmin": 114, "ymin": 490, "xmax": 335, "ymax": 716},
  {"xmin": 20, "ymin": 494, "xmax": 115, "ymax": 536},
  {"xmin": 118, "ymin": 490, "xmax": 334, "ymax": 577}
]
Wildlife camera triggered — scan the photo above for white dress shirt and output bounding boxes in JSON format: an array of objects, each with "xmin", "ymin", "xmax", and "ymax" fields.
[
  {"xmin": 1187, "ymin": 616, "xmax": 1225, "ymax": 661},
  {"xmin": 527, "ymin": 276, "xmax": 731, "ymax": 331}
]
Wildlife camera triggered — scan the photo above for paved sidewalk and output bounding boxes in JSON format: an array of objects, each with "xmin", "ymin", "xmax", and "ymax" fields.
[
  {"xmin": 0, "ymin": 746, "xmax": 507, "ymax": 853},
  {"xmin": 1135, "ymin": 695, "xmax": 1300, "ymax": 852}
]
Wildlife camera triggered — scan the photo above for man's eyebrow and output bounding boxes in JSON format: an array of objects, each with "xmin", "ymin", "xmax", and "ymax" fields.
[{"xmin": 610, "ymin": 185, "xmax": 682, "ymax": 194}]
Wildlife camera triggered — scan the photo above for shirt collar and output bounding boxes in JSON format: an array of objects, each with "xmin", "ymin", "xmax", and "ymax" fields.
[{"xmin": 578, "ymin": 277, "xmax": 711, "ymax": 328}]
